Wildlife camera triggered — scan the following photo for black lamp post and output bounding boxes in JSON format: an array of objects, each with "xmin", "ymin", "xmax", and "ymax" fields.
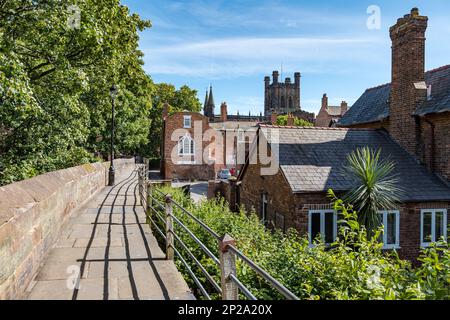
[{"xmin": 108, "ymin": 84, "xmax": 118, "ymax": 186}]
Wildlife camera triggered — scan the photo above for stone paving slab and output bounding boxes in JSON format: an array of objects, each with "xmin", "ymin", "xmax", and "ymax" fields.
[{"xmin": 26, "ymin": 169, "xmax": 194, "ymax": 300}]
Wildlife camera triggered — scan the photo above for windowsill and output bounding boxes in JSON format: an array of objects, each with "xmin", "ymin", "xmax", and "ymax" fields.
[
  {"xmin": 420, "ymin": 242, "xmax": 448, "ymax": 248},
  {"xmin": 382, "ymin": 245, "xmax": 401, "ymax": 250}
]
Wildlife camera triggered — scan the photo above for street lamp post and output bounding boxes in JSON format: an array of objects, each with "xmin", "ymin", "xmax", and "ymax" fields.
[{"xmin": 108, "ymin": 84, "xmax": 118, "ymax": 186}]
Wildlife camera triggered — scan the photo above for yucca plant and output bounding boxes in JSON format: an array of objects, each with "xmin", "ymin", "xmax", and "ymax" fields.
[{"xmin": 343, "ymin": 147, "xmax": 404, "ymax": 236}]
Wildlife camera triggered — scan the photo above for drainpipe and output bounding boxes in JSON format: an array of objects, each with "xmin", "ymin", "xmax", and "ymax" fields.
[{"xmin": 423, "ymin": 118, "xmax": 436, "ymax": 172}]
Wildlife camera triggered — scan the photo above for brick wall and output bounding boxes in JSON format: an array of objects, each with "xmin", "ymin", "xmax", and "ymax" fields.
[
  {"xmin": 418, "ymin": 113, "xmax": 450, "ymax": 182},
  {"xmin": 239, "ymin": 160, "xmax": 450, "ymax": 262},
  {"xmin": 0, "ymin": 159, "xmax": 135, "ymax": 299},
  {"xmin": 163, "ymin": 112, "xmax": 216, "ymax": 181}
]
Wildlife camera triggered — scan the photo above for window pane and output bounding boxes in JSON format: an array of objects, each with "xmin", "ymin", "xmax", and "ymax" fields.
[
  {"xmin": 190, "ymin": 140, "xmax": 194, "ymax": 154},
  {"xmin": 386, "ymin": 213, "xmax": 397, "ymax": 245},
  {"xmin": 311, "ymin": 213, "xmax": 321, "ymax": 242},
  {"xmin": 422, "ymin": 212, "xmax": 433, "ymax": 243},
  {"xmin": 435, "ymin": 211, "xmax": 444, "ymax": 241},
  {"xmin": 324, "ymin": 213, "xmax": 334, "ymax": 243}
]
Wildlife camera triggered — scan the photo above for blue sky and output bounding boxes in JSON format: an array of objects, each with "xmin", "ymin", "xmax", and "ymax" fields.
[{"xmin": 121, "ymin": 0, "xmax": 450, "ymax": 115}]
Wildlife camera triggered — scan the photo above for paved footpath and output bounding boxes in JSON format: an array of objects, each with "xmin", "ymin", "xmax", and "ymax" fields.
[{"xmin": 26, "ymin": 167, "xmax": 194, "ymax": 300}]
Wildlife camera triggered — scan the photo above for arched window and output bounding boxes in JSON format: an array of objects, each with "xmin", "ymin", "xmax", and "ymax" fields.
[{"xmin": 178, "ymin": 135, "xmax": 194, "ymax": 155}]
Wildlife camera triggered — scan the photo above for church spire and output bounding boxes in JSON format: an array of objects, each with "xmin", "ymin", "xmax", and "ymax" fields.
[
  {"xmin": 203, "ymin": 89, "xmax": 209, "ymax": 116},
  {"xmin": 207, "ymin": 84, "xmax": 215, "ymax": 108},
  {"xmin": 204, "ymin": 84, "xmax": 215, "ymax": 119}
]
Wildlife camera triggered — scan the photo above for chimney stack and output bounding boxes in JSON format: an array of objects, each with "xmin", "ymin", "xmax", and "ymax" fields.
[
  {"xmin": 321, "ymin": 94, "xmax": 328, "ymax": 111},
  {"xmin": 270, "ymin": 110, "xmax": 278, "ymax": 125},
  {"xmin": 340, "ymin": 101, "xmax": 348, "ymax": 115},
  {"xmin": 220, "ymin": 102, "xmax": 228, "ymax": 122},
  {"xmin": 287, "ymin": 113, "xmax": 295, "ymax": 126},
  {"xmin": 389, "ymin": 7, "xmax": 428, "ymax": 156}
]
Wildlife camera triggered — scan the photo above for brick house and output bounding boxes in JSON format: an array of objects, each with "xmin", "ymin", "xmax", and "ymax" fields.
[
  {"xmin": 315, "ymin": 94, "xmax": 348, "ymax": 127},
  {"xmin": 237, "ymin": 8, "xmax": 450, "ymax": 261},
  {"xmin": 238, "ymin": 125, "xmax": 450, "ymax": 261},
  {"xmin": 161, "ymin": 91, "xmax": 261, "ymax": 180}
]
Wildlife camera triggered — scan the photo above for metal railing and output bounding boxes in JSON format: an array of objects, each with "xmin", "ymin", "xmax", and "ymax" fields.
[{"xmin": 137, "ymin": 165, "xmax": 299, "ymax": 301}]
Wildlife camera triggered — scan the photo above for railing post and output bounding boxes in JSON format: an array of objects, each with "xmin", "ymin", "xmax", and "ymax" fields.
[
  {"xmin": 146, "ymin": 181, "xmax": 152, "ymax": 217},
  {"xmin": 165, "ymin": 194, "xmax": 175, "ymax": 260},
  {"xmin": 219, "ymin": 234, "xmax": 238, "ymax": 300},
  {"xmin": 138, "ymin": 166, "xmax": 143, "ymax": 205}
]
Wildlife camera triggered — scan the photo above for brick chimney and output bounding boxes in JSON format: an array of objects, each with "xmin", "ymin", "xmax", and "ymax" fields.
[
  {"xmin": 270, "ymin": 111, "xmax": 278, "ymax": 125},
  {"xmin": 220, "ymin": 102, "xmax": 228, "ymax": 122},
  {"xmin": 287, "ymin": 114, "xmax": 294, "ymax": 126},
  {"xmin": 389, "ymin": 8, "xmax": 428, "ymax": 156},
  {"xmin": 340, "ymin": 101, "xmax": 348, "ymax": 115},
  {"xmin": 162, "ymin": 102, "xmax": 169, "ymax": 121},
  {"xmin": 321, "ymin": 94, "xmax": 328, "ymax": 111}
]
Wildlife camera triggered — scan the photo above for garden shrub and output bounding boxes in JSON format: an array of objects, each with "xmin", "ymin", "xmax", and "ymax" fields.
[{"xmin": 149, "ymin": 186, "xmax": 449, "ymax": 300}]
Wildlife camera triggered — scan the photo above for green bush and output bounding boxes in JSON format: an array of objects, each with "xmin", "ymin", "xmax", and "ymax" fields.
[{"xmin": 149, "ymin": 186, "xmax": 449, "ymax": 300}]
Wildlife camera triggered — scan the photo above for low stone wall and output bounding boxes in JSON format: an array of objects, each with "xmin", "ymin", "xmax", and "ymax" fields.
[
  {"xmin": 207, "ymin": 179, "xmax": 238, "ymax": 212},
  {"xmin": 0, "ymin": 158, "xmax": 135, "ymax": 299}
]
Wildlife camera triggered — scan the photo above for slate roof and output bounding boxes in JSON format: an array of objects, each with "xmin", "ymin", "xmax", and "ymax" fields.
[
  {"xmin": 339, "ymin": 65, "xmax": 450, "ymax": 126},
  {"xmin": 258, "ymin": 125, "xmax": 450, "ymax": 201}
]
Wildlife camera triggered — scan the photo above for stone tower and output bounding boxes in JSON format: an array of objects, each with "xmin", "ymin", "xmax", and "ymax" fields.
[
  {"xmin": 204, "ymin": 85, "xmax": 215, "ymax": 119},
  {"xmin": 389, "ymin": 8, "xmax": 428, "ymax": 156},
  {"xmin": 264, "ymin": 71, "xmax": 301, "ymax": 116}
]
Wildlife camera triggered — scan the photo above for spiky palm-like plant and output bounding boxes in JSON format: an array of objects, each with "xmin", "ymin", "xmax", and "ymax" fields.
[{"xmin": 343, "ymin": 147, "xmax": 404, "ymax": 236}]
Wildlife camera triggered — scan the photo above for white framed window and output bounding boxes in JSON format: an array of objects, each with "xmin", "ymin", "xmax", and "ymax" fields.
[
  {"xmin": 183, "ymin": 115, "xmax": 192, "ymax": 128},
  {"xmin": 378, "ymin": 210, "xmax": 400, "ymax": 249},
  {"xmin": 308, "ymin": 210, "xmax": 337, "ymax": 245},
  {"xmin": 421, "ymin": 209, "xmax": 447, "ymax": 247},
  {"xmin": 178, "ymin": 134, "xmax": 194, "ymax": 156}
]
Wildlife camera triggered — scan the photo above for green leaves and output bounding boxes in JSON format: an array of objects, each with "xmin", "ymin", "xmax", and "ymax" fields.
[
  {"xmin": 0, "ymin": 0, "xmax": 154, "ymax": 185},
  {"xmin": 343, "ymin": 147, "xmax": 404, "ymax": 236}
]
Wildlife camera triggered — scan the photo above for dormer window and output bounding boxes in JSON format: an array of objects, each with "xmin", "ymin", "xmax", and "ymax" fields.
[{"xmin": 183, "ymin": 115, "xmax": 192, "ymax": 128}]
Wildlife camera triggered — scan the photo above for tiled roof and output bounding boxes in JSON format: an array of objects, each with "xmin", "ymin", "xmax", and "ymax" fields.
[
  {"xmin": 339, "ymin": 65, "xmax": 450, "ymax": 126},
  {"xmin": 415, "ymin": 65, "xmax": 450, "ymax": 115},
  {"xmin": 259, "ymin": 126, "xmax": 450, "ymax": 201},
  {"xmin": 338, "ymin": 84, "xmax": 390, "ymax": 126},
  {"xmin": 326, "ymin": 106, "xmax": 344, "ymax": 116}
]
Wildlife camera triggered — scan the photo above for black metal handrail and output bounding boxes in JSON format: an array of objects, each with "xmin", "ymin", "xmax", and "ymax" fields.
[{"xmin": 137, "ymin": 165, "xmax": 299, "ymax": 300}]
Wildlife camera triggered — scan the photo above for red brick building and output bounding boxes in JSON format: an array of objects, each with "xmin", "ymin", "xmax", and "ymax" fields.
[
  {"xmin": 161, "ymin": 94, "xmax": 261, "ymax": 181},
  {"xmin": 315, "ymin": 94, "xmax": 348, "ymax": 127},
  {"xmin": 237, "ymin": 8, "xmax": 450, "ymax": 261}
]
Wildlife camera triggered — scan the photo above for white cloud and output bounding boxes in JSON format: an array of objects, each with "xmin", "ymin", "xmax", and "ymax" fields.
[{"xmin": 143, "ymin": 36, "xmax": 386, "ymax": 78}]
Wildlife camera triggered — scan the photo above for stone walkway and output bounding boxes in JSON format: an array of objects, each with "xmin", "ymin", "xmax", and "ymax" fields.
[{"xmin": 26, "ymin": 168, "xmax": 194, "ymax": 300}]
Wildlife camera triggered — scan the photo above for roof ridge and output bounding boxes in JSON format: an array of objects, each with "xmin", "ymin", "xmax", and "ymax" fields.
[
  {"xmin": 425, "ymin": 64, "xmax": 450, "ymax": 74},
  {"xmin": 365, "ymin": 82, "xmax": 391, "ymax": 91},
  {"xmin": 259, "ymin": 124, "xmax": 374, "ymax": 131}
]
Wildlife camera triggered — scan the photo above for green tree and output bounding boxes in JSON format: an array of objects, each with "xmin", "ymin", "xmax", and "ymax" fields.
[
  {"xmin": 0, "ymin": 0, "xmax": 153, "ymax": 185},
  {"xmin": 342, "ymin": 147, "xmax": 403, "ymax": 235},
  {"xmin": 145, "ymin": 83, "xmax": 202, "ymax": 158},
  {"xmin": 276, "ymin": 115, "xmax": 313, "ymax": 127}
]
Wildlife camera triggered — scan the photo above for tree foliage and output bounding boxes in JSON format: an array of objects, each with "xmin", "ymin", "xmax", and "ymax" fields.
[
  {"xmin": 0, "ymin": 1, "xmax": 202, "ymax": 185},
  {"xmin": 343, "ymin": 147, "xmax": 404, "ymax": 235},
  {"xmin": 276, "ymin": 114, "xmax": 313, "ymax": 127}
]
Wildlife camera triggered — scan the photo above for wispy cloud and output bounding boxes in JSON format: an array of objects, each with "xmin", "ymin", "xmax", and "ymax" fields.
[{"xmin": 143, "ymin": 36, "xmax": 386, "ymax": 78}]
